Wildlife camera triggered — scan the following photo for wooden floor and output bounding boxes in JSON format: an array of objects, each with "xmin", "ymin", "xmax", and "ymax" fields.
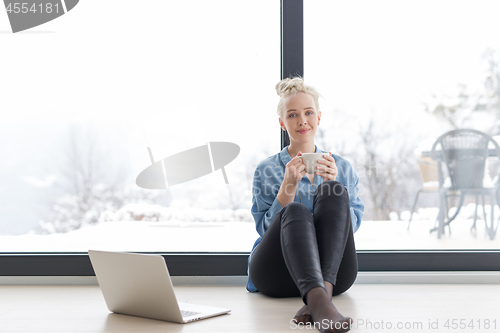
[{"xmin": 1, "ymin": 283, "xmax": 500, "ymax": 332}]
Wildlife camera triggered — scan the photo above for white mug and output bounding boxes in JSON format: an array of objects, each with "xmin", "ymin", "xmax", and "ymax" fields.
[{"xmin": 301, "ymin": 153, "xmax": 326, "ymax": 174}]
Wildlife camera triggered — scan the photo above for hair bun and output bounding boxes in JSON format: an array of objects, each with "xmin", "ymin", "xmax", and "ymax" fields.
[
  {"xmin": 274, "ymin": 77, "xmax": 321, "ymax": 118},
  {"xmin": 275, "ymin": 77, "xmax": 306, "ymax": 97}
]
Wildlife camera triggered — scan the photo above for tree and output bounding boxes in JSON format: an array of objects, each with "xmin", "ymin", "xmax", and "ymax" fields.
[
  {"xmin": 478, "ymin": 48, "xmax": 500, "ymax": 134},
  {"xmin": 317, "ymin": 108, "xmax": 421, "ymax": 221},
  {"xmin": 38, "ymin": 125, "xmax": 168, "ymax": 234},
  {"xmin": 425, "ymin": 83, "xmax": 473, "ymax": 130},
  {"xmin": 356, "ymin": 112, "xmax": 419, "ymax": 220},
  {"xmin": 425, "ymin": 47, "xmax": 500, "ymax": 135}
]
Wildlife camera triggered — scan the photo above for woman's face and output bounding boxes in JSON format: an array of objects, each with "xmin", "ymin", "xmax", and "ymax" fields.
[{"xmin": 279, "ymin": 92, "xmax": 321, "ymax": 145}]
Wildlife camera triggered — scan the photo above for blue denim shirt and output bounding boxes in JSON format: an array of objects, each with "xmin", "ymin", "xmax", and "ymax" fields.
[{"xmin": 246, "ymin": 145, "xmax": 364, "ymax": 292}]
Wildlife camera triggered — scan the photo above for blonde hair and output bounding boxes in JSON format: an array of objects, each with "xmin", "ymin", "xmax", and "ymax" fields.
[{"xmin": 275, "ymin": 77, "xmax": 321, "ymax": 118}]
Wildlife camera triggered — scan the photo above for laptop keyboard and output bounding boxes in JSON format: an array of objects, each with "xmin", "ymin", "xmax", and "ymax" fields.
[{"xmin": 181, "ymin": 309, "xmax": 201, "ymax": 318}]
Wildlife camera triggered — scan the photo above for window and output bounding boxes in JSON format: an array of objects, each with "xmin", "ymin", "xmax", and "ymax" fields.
[
  {"xmin": 1, "ymin": 0, "xmax": 499, "ymax": 277},
  {"xmin": 0, "ymin": 0, "xmax": 279, "ymax": 254},
  {"xmin": 305, "ymin": 0, "xmax": 500, "ymax": 250}
]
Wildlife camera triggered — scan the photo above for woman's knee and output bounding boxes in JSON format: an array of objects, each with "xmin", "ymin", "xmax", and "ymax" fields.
[
  {"xmin": 281, "ymin": 202, "xmax": 314, "ymax": 226},
  {"xmin": 283, "ymin": 201, "xmax": 310, "ymax": 214},
  {"xmin": 315, "ymin": 180, "xmax": 349, "ymax": 202},
  {"xmin": 332, "ymin": 268, "xmax": 358, "ymax": 296}
]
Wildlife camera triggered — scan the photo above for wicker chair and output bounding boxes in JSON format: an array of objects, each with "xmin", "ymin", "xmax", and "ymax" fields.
[{"xmin": 430, "ymin": 129, "xmax": 500, "ymax": 239}]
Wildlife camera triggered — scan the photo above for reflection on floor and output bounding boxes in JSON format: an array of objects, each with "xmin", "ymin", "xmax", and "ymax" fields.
[{"xmin": 1, "ymin": 284, "xmax": 499, "ymax": 333}]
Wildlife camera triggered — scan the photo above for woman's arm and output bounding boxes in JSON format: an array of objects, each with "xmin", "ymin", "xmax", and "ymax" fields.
[
  {"xmin": 251, "ymin": 163, "xmax": 284, "ymax": 236},
  {"xmin": 277, "ymin": 151, "xmax": 306, "ymax": 206},
  {"xmin": 276, "ymin": 180, "xmax": 297, "ymax": 207},
  {"xmin": 251, "ymin": 194, "xmax": 283, "ymax": 237},
  {"xmin": 251, "ymin": 152, "xmax": 306, "ymax": 236},
  {"xmin": 348, "ymin": 171, "xmax": 364, "ymax": 233}
]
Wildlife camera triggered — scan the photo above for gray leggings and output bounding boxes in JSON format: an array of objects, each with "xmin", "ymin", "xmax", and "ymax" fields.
[{"xmin": 249, "ymin": 180, "xmax": 358, "ymax": 303}]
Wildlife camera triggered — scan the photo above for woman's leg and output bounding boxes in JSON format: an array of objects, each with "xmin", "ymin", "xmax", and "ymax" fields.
[
  {"xmin": 249, "ymin": 202, "xmax": 320, "ymax": 298},
  {"xmin": 294, "ymin": 217, "xmax": 357, "ymax": 324},
  {"xmin": 250, "ymin": 196, "xmax": 355, "ymax": 300},
  {"xmin": 313, "ymin": 180, "xmax": 358, "ymax": 295},
  {"xmin": 293, "ymin": 181, "xmax": 357, "ymax": 329},
  {"xmin": 248, "ymin": 206, "xmax": 300, "ymax": 298},
  {"xmin": 249, "ymin": 183, "xmax": 356, "ymax": 332},
  {"xmin": 296, "ymin": 181, "xmax": 356, "ymax": 332},
  {"xmin": 332, "ymin": 221, "xmax": 358, "ymax": 296}
]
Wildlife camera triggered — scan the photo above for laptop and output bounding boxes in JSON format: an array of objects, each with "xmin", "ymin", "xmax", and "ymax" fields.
[{"xmin": 88, "ymin": 250, "xmax": 231, "ymax": 323}]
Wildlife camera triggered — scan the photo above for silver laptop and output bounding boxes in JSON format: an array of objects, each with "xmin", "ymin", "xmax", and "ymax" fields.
[{"xmin": 88, "ymin": 250, "xmax": 231, "ymax": 323}]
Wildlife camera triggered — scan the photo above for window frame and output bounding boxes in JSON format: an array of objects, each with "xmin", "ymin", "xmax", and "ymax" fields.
[
  {"xmin": 1, "ymin": 0, "xmax": 499, "ymax": 277},
  {"xmin": 1, "ymin": 251, "xmax": 500, "ymax": 276}
]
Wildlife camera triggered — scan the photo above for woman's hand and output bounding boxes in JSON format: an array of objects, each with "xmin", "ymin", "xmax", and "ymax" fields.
[
  {"xmin": 316, "ymin": 152, "xmax": 338, "ymax": 181},
  {"xmin": 284, "ymin": 151, "xmax": 306, "ymax": 187},
  {"xmin": 277, "ymin": 151, "xmax": 306, "ymax": 207}
]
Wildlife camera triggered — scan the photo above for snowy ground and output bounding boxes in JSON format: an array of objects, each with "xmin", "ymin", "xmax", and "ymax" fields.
[{"xmin": 0, "ymin": 204, "xmax": 499, "ymax": 252}]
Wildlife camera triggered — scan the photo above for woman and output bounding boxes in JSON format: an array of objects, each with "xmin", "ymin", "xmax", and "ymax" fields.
[{"xmin": 247, "ymin": 77, "xmax": 364, "ymax": 333}]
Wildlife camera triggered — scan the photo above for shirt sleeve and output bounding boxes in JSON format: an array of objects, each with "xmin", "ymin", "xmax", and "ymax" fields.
[
  {"xmin": 348, "ymin": 170, "xmax": 364, "ymax": 233},
  {"xmin": 250, "ymin": 165, "xmax": 283, "ymax": 237}
]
